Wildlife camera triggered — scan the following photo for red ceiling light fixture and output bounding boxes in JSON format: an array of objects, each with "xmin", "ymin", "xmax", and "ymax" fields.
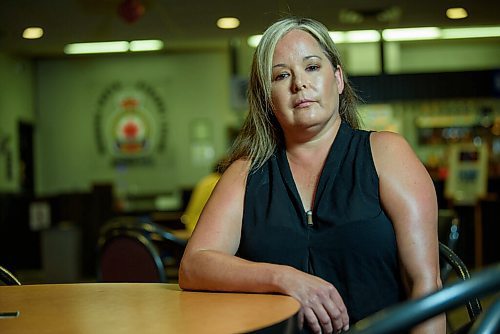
[{"xmin": 118, "ymin": 0, "xmax": 145, "ymax": 24}]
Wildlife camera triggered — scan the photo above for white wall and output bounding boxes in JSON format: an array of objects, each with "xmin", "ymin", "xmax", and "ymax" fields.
[{"xmin": 35, "ymin": 50, "xmax": 237, "ymax": 196}]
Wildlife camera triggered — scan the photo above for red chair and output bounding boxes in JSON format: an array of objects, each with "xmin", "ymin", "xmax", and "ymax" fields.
[
  {"xmin": 97, "ymin": 229, "xmax": 167, "ymax": 283},
  {"xmin": 97, "ymin": 217, "xmax": 186, "ymax": 283}
]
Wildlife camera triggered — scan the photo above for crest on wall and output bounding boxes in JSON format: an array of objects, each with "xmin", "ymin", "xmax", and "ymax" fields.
[{"xmin": 94, "ymin": 82, "xmax": 167, "ymax": 165}]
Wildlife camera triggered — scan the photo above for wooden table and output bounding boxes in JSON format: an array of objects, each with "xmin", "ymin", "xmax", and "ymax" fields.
[{"xmin": 0, "ymin": 283, "xmax": 300, "ymax": 334}]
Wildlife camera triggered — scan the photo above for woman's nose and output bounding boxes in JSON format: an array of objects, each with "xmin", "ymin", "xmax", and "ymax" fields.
[{"xmin": 292, "ymin": 75, "xmax": 307, "ymax": 92}]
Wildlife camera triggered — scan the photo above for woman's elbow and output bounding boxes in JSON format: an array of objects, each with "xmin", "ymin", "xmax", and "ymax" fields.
[
  {"xmin": 411, "ymin": 274, "xmax": 443, "ymax": 298},
  {"xmin": 178, "ymin": 254, "xmax": 195, "ymax": 290}
]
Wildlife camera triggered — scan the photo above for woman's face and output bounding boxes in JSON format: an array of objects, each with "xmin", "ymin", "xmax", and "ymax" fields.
[{"xmin": 270, "ymin": 29, "xmax": 344, "ymax": 139}]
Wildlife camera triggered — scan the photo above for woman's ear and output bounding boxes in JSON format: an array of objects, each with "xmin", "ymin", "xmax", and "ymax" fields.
[{"xmin": 335, "ymin": 65, "xmax": 345, "ymax": 94}]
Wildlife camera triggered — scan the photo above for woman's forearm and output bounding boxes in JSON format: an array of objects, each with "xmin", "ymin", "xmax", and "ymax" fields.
[
  {"xmin": 411, "ymin": 314, "xmax": 446, "ymax": 334},
  {"xmin": 409, "ymin": 279, "xmax": 446, "ymax": 334},
  {"xmin": 179, "ymin": 249, "xmax": 351, "ymax": 333},
  {"xmin": 179, "ymin": 249, "xmax": 289, "ymax": 294}
]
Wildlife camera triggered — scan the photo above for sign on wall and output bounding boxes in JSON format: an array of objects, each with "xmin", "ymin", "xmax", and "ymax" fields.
[{"xmin": 94, "ymin": 82, "xmax": 167, "ymax": 165}]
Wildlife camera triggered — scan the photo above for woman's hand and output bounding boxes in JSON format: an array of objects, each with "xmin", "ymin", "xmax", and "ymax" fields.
[{"xmin": 279, "ymin": 267, "xmax": 349, "ymax": 334}]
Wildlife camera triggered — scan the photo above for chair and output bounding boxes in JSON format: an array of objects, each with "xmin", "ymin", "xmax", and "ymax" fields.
[
  {"xmin": 97, "ymin": 217, "xmax": 187, "ymax": 283},
  {"xmin": 439, "ymin": 242, "xmax": 482, "ymax": 321},
  {"xmin": 0, "ymin": 265, "xmax": 21, "ymax": 285},
  {"xmin": 468, "ymin": 297, "xmax": 500, "ymax": 334},
  {"xmin": 97, "ymin": 229, "xmax": 167, "ymax": 282},
  {"xmin": 345, "ymin": 263, "xmax": 500, "ymax": 334},
  {"xmin": 437, "ymin": 211, "xmax": 479, "ymax": 332},
  {"xmin": 100, "ymin": 216, "xmax": 187, "ymax": 247}
]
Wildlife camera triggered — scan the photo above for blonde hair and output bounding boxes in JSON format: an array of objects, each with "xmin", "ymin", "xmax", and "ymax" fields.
[{"xmin": 223, "ymin": 17, "xmax": 360, "ymax": 172}]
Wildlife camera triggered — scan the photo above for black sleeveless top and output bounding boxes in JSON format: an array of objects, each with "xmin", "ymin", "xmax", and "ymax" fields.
[{"xmin": 238, "ymin": 122, "xmax": 406, "ymax": 325}]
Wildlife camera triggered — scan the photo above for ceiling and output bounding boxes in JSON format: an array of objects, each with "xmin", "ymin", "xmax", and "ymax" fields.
[{"xmin": 1, "ymin": 0, "xmax": 499, "ymax": 57}]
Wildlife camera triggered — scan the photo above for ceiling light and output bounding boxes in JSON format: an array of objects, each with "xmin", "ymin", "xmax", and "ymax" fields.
[
  {"xmin": 129, "ymin": 40, "xmax": 164, "ymax": 51},
  {"xmin": 248, "ymin": 25, "xmax": 500, "ymax": 48},
  {"xmin": 217, "ymin": 17, "xmax": 240, "ymax": 29},
  {"xmin": 248, "ymin": 30, "xmax": 380, "ymax": 47},
  {"xmin": 64, "ymin": 41, "xmax": 129, "ymax": 54},
  {"xmin": 377, "ymin": 6, "xmax": 402, "ymax": 23},
  {"xmin": 442, "ymin": 26, "xmax": 500, "ymax": 39},
  {"xmin": 22, "ymin": 27, "xmax": 44, "ymax": 39},
  {"xmin": 344, "ymin": 30, "xmax": 380, "ymax": 43},
  {"xmin": 64, "ymin": 40, "xmax": 164, "ymax": 54},
  {"xmin": 339, "ymin": 9, "xmax": 364, "ymax": 24},
  {"xmin": 382, "ymin": 27, "xmax": 441, "ymax": 41},
  {"xmin": 446, "ymin": 7, "xmax": 468, "ymax": 20},
  {"xmin": 329, "ymin": 30, "xmax": 380, "ymax": 43},
  {"xmin": 247, "ymin": 35, "xmax": 262, "ymax": 47},
  {"xmin": 329, "ymin": 32, "xmax": 346, "ymax": 43}
]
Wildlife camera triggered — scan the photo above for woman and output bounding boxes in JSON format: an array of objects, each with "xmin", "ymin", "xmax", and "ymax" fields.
[{"xmin": 179, "ymin": 17, "xmax": 444, "ymax": 334}]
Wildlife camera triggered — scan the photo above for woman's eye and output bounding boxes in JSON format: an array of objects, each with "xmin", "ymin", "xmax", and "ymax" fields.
[
  {"xmin": 306, "ymin": 64, "xmax": 320, "ymax": 71},
  {"xmin": 274, "ymin": 73, "xmax": 289, "ymax": 81}
]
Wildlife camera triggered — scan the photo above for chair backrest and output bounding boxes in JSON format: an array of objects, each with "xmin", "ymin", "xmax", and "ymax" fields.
[
  {"xmin": 346, "ymin": 263, "xmax": 500, "ymax": 334},
  {"xmin": 468, "ymin": 297, "xmax": 500, "ymax": 334},
  {"xmin": 97, "ymin": 217, "xmax": 187, "ymax": 283},
  {"xmin": 97, "ymin": 229, "xmax": 167, "ymax": 283},
  {"xmin": 0, "ymin": 265, "xmax": 21, "ymax": 285},
  {"xmin": 100, "ymin": 216, "xmax": 187, "ymax": 246},
  {"xmin": 439, "ymin": 242, "xmax": 483, "ymax": 320}
]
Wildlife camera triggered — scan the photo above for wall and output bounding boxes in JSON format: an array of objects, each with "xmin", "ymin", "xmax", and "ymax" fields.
[
  {"xmin": 35, "ymin": 50, "xmax": 237, "ymax": 197},
  {"xmin": 2, "ymin": 37, "xmax": 500, "ymax": 197},
  {"xmin": 0, "ymin": 53, "xmax": 35, "ymax": 192}
]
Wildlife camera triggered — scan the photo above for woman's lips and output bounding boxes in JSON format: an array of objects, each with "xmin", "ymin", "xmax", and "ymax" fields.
[{"xmin": 294, "ymin": 99, "xmax": 315, "ymax": 108}]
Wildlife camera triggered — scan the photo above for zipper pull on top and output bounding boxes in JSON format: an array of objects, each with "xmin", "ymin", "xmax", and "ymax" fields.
[{"xmin": 306, "ymin": 210, "xmax": 313, "ymax": 226}]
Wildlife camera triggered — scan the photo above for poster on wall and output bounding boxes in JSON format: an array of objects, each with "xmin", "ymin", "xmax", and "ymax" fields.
[{"xmin": 94, "ymin": 82, "xmax": 167, "ymax": 166}]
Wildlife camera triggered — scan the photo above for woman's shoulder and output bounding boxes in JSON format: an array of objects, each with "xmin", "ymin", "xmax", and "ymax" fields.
[
  {"xmin": 206, "ymin": 158, "xmax": 250, "ymax": 213},
  {"xmin": 369, "ymin": 130, "xmax": 410, "ymax": 154},
  {"xmin": 220, "ymin": 158, "xmax": 251, "ymax": 182},
  {"xmin": 369, "ymin": 130, "xmax": 421, "ymax": 175}
]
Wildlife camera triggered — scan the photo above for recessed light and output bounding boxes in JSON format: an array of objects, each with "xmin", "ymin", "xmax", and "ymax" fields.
[
  {"xmin": 247, "ymin": 35, "xmax": 262, "ymax": 47},
  {"xmin": 23, "ymin": 27, "xmax": 44, "ymax": 39},
  {"xmin": 217, "ymin": 17, "xmax": 240, "ymax": 29},
  {"xmin": 446, "ymin": 7, "xmax": 468, "ymax": 20}
]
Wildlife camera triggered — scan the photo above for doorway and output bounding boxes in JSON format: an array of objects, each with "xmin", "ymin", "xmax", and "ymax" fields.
[{"xmin": 18, "ymin": 122, "xmax": 34, "ymax": 194}]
